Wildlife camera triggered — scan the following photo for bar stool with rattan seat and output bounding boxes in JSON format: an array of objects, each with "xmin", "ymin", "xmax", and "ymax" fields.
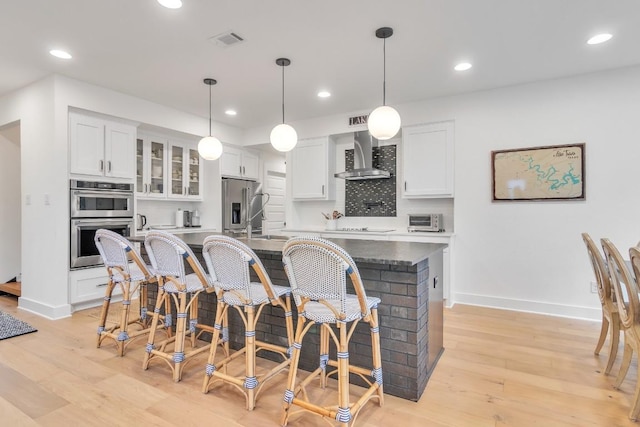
[
  {"xmin": 281, "ymin": 236, "xmax": 384, "ymax": 427},
  {"xmin": 143, "ymin": 230, "xmax": 224, "ymax": 382},
  {"xmin": 201, "ymin": 235, "xmax": 294, "ymax": 410},
  {"xmin": 582, "ymin": 233, "xmax": 620, "ymax": 374},
  {"xmin": 94, "ymin": 229, "xmax": 169, "ymax": 357},
  {"xmin": 602, "ymin": 239, "xmax": 640, "ymax": 420}
]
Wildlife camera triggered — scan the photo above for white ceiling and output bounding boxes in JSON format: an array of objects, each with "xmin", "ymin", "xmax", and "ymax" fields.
[{"xmin": 2, "ymin": 0, "xmax": 640, "ymax": 130}]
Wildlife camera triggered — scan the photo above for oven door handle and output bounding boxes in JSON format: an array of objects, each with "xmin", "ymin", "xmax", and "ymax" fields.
[{"xmin": 71, "ymin": 189, "xmax": 133, "ymax": 198}]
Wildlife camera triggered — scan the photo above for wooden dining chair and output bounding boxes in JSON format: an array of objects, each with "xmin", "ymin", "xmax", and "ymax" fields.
[
  {"xmin": 602, "ymin": 239, "xmax": 640, "ymax": 420},
  {"xmin": 582, "ymin": 233, "xmax": 620, "ymax": 374}
]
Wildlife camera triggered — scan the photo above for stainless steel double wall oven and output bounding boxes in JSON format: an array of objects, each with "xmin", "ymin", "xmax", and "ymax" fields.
[{"xmin": 70, "ymin": 180, "xmax": 134, "ymax": 269}]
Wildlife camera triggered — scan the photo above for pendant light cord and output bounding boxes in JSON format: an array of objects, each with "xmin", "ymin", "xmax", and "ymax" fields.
[
  {"xmin": 208, "ymin": 83, "xmax": 212, "ymax": 136},
  {"xmin": 382, "ymin": 37, "xmax": 387, "ymax": 106},
  {"xmin": 281, "ymin": 64, "xmax": 285, "ymax": 124}
]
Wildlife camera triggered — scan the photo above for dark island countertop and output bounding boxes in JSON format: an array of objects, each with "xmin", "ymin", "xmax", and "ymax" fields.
[{"xmin": 129, "ymin": 231, "xmax": 446, "ymax": 266}]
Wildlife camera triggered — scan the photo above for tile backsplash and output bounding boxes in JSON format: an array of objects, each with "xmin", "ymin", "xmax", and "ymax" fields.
[{"xmin": 345, "ymin": 145, "xmax": 397, "ymax": 217}]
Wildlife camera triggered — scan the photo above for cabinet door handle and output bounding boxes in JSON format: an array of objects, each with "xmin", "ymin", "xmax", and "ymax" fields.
[
  {"xmin": 404, "ymin": 181, "xmax": 407, "ymax": 191},
  {"xmin": 99, "ymin": 160, "xmax": 104, "ymax": 171},
  {"xmin": 239, "ymin": 166, "xmax": 242, "ymax": 175},
  {"xmin": 322, "ymin": 184, "xmax": 325, "ymax": 195},
  {"xmin": 107, "ymin": 161, "xmax": 112, "ymax": 172},
  {"xmin": 243, "ymin": 166, "xmax": 245, "ymax": 175}
]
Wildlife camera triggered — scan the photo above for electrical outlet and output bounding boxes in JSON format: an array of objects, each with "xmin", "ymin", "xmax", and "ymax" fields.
[{"xmin": 590, "ymin": 281, "xmax": 598, "ymax": 293}]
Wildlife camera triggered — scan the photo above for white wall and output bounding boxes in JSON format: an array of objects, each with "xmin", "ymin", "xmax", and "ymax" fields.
[
  {"xmin": 447, "ymin": 66, "xmax": 640, "ymax": 319},
  {"xmin": 246, "ymin": 65, "xmax": 640, "ymax": 320},
  {"xmin": 0, "ymin": 122, "xmax": 21, "ymax": 283}
]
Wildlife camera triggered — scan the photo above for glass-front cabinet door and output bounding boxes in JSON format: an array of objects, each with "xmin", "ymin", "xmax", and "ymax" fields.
[
  {"xmin": 169, "ymin": 145, "xmax": 185, "ymax": 198},
  {"xmin": 136, "ymin": 134, "xmax": 167, "ymax": 199},
  {"xmin": 187, "ymin": 148, "xmax": 201, "ymax": 198},
  {"xmin": 168, "ymin": 143, "xmax": 203, "ymax": 200}
]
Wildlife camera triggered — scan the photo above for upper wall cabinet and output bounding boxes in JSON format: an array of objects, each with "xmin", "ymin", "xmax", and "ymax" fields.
[
  {"xmin": 69, "ymin": 112, "xmax": 135, "ymax": 180},
  {"xmin": 168, "ymin": 141, "xmax": 203, "ymax": 200},
  {"xmin": 220, "ymin": 145, "xmax": 259, "ymax": 181},
  {"xmin": 402, "ymin": 121, "xmax": 455, "ymax": 198},
  {"xmin": 136, "ymin": 133, "xmax": 167, "ymax": 199},
  {"xmin": 290, "ymin": 136, "xmax": 335, "ymax": 200}
]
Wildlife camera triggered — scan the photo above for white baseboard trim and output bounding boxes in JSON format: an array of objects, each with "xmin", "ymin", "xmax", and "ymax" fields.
[
  {"xmin": 18, "ymin": 297, "xmax": 72, "ymax": 320},
  {"xmin": 453, "ymin": 292, "xmax": 601, "ymax": 321}
]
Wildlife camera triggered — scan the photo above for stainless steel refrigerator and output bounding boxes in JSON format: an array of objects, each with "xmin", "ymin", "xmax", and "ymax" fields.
[{"xmin": 222, "ymin": 178, "xmax": 263, "ymax": 234}]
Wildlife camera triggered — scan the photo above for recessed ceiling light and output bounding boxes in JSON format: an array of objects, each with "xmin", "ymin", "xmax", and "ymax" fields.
[
  {"xmin": 587, "ymin": 33, "xmax": 612, "ymax": 45},
  {"xmin": 317, "ymin": 91, "xmax": 331, "ymax": 98},
  {"xmin": 454, "ymin": 62, "xmax": 472, "ymax": 71},
  {"xmin": 49, "ymin": 49, "xmax": 72, "ymax": 59},
  {"xmin": 225, "ymin": 109, "xmax": 237, "ymax": 116},
  {"xmin": 157, "ymin": 0, "xmax": 182, "ymax": 9}
]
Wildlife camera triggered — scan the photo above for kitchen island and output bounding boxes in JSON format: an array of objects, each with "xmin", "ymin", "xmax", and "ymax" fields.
[{"xmin": 132, "ymin": 232, "xmax": 446, "ymax": 401}]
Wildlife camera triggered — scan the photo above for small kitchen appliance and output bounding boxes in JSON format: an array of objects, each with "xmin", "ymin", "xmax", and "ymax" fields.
[{"xmin": 408, "ymin": 214, "xmax": 444, "ymax": 232}]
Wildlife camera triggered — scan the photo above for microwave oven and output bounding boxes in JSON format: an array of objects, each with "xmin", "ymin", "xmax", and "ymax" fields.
[{"xmin": 408, "ymin": 214, "xmax": 444, "ymax": 232}]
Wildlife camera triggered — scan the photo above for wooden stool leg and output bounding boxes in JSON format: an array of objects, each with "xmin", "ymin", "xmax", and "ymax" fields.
[
  {"xmin": 319, "ymin": 322, "xmax": 329, "ymax": 388},
  {"xmin": 139, "ymin": 282, "xmax": 149, "ymax": 327},
  {"xmin": 222, "ymin": 307, "xmax": 230, "ymax": 365},
  {"xmin": 143, "ymin": 280, "xmax": 167, "ymax": 370},
  {"xmin": 96, "ymin": 280, "xmax": 116, "ymax": 348},
  {"xmin": 244, "ymin": 306, "xmax": 257, "ymax": 410},
  {"xmin": 336, "ymin": 321, "xmax": 351, "ymax": 427},
  {"xmin": 164, "ymin": 291, "xmax": 173, "ymax": 338},
  {"xmin": 117, "ymin": 283, "xmax": 132, "ymax": 357},
  {"xmin": 281, "ymin": 316, "xmax": 307, "ymax": 426},
  {"xmin": 173, "ymin": 292, "xmax": 188, "ymax": 382},
  {"xmin": 189, "ymin": 293, "xmax": 199, "ymax": 348},
  {"xmin": 370, "ymin": 306, "xmax": 384, "ymax": 406},
  {"xmin": 202, "ymin": 300, "xmax": 226, "ymax": 393}
]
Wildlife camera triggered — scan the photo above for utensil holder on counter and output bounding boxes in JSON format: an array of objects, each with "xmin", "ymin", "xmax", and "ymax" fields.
[{"xmin": 325, "ymin": 219, "xmax": 338, "ymax": 231}]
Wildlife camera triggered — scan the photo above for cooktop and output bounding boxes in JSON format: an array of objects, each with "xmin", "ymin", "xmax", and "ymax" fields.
[{"xmin": 338, "ymin": 227, "xmax": 395, "ymax": 232}]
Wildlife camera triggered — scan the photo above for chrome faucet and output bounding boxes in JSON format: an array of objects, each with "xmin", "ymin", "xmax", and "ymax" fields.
[{"xmin": 245, "ymin": 192, "xmax": 270, "ymax": 239}]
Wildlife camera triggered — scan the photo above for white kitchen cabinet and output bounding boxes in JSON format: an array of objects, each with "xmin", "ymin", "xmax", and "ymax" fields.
[
  {"xmin": 69, "ymin": 267, "xmax": 123, "ymax": 308},
  {"xmin": 70, "ymin": 112, "xmax": 135, "ymax": 179},
  {"xmin": 168, "ymin": 141, "xmax": 203, "ymax": 200},
  {"xmin": 220, "ymin": 145, "xmax": 260, "ymax": 180},
  {"xmin": 136, "ymin": 133, "xmax": 167, "ymax": 199},
  {"xmin": 402, "ymin": 121, "xmax": 454, "ymax": 198},
  {"xmin": 290, "ymin": 136, "xmax": 335, "ymax": 200}
]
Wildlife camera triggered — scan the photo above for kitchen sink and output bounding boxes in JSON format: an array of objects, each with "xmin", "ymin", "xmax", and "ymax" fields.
[{"xmin": 249, "ymin": 235, "xmax": 289, "ymax": 241}]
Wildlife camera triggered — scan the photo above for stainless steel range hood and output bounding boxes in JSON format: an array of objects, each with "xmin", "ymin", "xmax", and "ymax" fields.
[{"xmin": 334, "ymin": 131, "xmax": 390, "ymax": 180}]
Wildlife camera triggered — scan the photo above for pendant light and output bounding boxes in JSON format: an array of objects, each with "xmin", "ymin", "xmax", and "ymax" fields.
[
  {"xmin": 367, "ymin": 27, "xmax": 401, "ymax": 140},
  {"xmin": 198, "ymin": 78, "xmax": 223, "ymax": 160},
  {"xmin": 270, "ymin": 58, "xmax": 298, "ymax": 152}
]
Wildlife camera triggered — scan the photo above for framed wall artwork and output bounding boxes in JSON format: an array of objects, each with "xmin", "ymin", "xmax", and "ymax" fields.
[{"xmin": 491, "ymin": 143, "xmax": 585, "ymax": 201}]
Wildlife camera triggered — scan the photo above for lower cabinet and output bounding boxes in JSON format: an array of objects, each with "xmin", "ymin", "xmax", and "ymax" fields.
[{"xmin": 69, "ymin": 267, "xmax": 122, "ymax": 309}]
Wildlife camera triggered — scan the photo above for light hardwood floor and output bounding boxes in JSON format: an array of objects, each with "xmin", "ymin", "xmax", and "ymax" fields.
[{"xmin": 0, "ymin": 294, "xmax": 636, "ymax": 426}]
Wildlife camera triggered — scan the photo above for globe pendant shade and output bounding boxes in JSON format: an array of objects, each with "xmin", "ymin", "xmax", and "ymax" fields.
[
  {"xmin": 270, "ymin": 123, "xmax": 298, "ymax": 152},
  {"xmin": 367, "ymin": 105, "xmax": 401, "ymax": 140},
  {"xmin": 198, "ymin": 135, "xmax": 223, "ymax": 160}
]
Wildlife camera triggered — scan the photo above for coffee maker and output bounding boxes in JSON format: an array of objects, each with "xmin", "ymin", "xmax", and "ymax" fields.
[{"xmin": 183, "ymin": 210, "xmax": 193, "ymax": 227}]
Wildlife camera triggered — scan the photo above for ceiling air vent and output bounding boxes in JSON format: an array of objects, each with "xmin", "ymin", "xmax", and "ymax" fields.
[{"xmin": 209, "ymin": 31, "xmax": 245, "ymax": 47}]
